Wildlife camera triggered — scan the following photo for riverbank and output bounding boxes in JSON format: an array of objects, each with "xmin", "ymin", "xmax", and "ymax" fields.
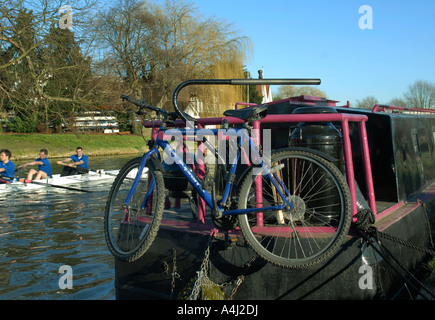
[{"xmin": 0, "ymin": 133, "xmax": 150, "ymax": 160}]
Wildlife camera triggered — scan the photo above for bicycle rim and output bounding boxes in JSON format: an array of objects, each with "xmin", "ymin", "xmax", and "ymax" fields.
[{"xmin": 238, "ymin": 150, "xmax": 352, "ymax": 269}]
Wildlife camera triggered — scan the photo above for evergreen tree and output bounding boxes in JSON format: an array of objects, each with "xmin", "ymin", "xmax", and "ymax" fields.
[
  {"xmin": 41, "ymin": 26, "xmax": 93, "ymax": 131},
  {"xmin": 1, "ymin": 1, "xmax": 100, "ymax": 133},
  {"xmin": 0, "ymin": 8, "xmax": 40, "ymax": 132}
]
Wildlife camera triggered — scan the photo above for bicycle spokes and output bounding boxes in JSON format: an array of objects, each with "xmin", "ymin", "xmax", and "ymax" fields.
[{"xmin": 238, "ymin": 150, "xmax": 352, "ymax": 269}]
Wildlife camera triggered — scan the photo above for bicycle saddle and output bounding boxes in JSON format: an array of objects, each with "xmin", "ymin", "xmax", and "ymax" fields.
[{"xmin": 223, "ymin": 105, "xmax": 268, "ymax": 122}]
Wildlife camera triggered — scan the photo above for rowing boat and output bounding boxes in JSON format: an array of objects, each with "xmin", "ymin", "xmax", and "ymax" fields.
[{"xmin": 0, "ymin": 170, "xmax": 119, "ymax": 193}]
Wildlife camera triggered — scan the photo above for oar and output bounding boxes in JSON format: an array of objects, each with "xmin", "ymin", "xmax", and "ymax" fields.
[
  {"xmin": 58, "ymin": 162, "xmax": 120, "ymax": 176},
  {"xmin": 91, "ymin": 167, "xmax": 148, "ymax": 180},
  {"xmin": 58, "ymin": 162, "xmax": 117, "ymax": 177},
  {"xmin": 16, "ymin": 178, "xmax": 91, "ymax": 193},
  {"xmin": 57, "ymin": 161, "xmax": 89, "ymax": 174},
  {"xmin": 59, "ymin": 164, "xmax": 119, "ymax": 178},
  {"xmin": 89, "ymin": 168, "xmax": 115, "ymax": 176}
]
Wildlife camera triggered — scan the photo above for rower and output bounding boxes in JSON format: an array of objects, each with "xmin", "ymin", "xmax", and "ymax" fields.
[
  {"xmin": 18, "ymin": 149, "xmax": 53, "ymax": 181},
  {"xmin": 57, "ymin": 146, "xmax": 89, "ymax": 177},
  {"xmin": 0, "ymin": 149, "xmax": 15, "ymax": 184}
]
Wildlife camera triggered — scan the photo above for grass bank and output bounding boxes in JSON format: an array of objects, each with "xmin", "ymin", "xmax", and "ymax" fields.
[{"xmin": 0, "ymin": 133, "xmax": 150, "ymax": 160}]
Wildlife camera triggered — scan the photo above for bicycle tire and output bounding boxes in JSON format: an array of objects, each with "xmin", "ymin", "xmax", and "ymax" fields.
[
  {"xmin": 104, "ymin": 156, "xmax": 165, "ymax": 262},
  {"xmin": 237, "ymin": 149, "xmax": 352, "ymax": 269}
]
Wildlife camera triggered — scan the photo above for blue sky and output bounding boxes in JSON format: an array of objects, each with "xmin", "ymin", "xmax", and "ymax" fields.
[{"xmin": 189, "ymin": 0, "xmax": 435, "ymax": 105}]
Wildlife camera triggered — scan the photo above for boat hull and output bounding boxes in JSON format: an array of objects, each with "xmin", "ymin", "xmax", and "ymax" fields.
[
  {"xmin": 114, "ymin": 185, "xmax": 435, "ymax": 300},
  {"xmin": 0, "ymin": 170, "xmax": 118, "ymax": 193}
]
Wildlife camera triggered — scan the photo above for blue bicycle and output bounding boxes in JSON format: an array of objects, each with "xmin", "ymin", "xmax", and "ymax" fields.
[{"xmin": 104, "ymin": 79, "xmax": 352, "ymax": 269}]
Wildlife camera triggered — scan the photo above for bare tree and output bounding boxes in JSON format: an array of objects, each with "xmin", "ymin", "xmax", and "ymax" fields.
[
  {"xmin": 404, "ymin": 80, "xmax": 435, "ymax": 109},
  {"xmin": 93, "ymin": 0, "xmax": 251, "ymax": 117},
  {"xmin": 388, "ymin": 97, "xmax": 407, "ymax": 107},
  {"xmin": 1, "ymin": 0, "xmax": 253, "ymax": 132},
  {"xmin": 355, "ymin": 95, "xmax": 379, "ymax": 109},
  {"xmin": 92, "ymin": 0, "xmax": 155, "ymax": 99},
  {"xmin": 274, "ymin": 85, "xmax": 327, "ymax": 101}
]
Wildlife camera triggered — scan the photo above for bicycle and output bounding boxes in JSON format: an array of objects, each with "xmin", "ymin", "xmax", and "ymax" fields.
[{"xmin": 104, "ymin": 79, "xmax": 352, "ymax": 269}]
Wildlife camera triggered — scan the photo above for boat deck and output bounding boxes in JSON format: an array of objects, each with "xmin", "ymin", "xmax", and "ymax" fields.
[{"xmin": 159, "ymin": 180, "xmax": 435, "ymax": 237}]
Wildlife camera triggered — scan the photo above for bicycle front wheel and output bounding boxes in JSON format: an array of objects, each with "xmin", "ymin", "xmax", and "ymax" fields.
[
  {"xmin": 104, "ymin": 156, "xmax": 166, "ymax": 262},
  {"xmin": 237, "ymin": 149, "xmax": 352, "ymax": 269}
]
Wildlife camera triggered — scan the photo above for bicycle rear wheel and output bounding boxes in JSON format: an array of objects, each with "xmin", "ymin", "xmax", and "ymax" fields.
[
  {"xmin": 237, "ymin": 149, "xmax": 352, "ymax": 269},
  {"xmin": 104, "ymin": 156, "xmax": 165, "ymax": 262}
]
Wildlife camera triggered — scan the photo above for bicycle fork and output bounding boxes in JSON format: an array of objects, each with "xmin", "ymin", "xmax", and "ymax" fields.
[{"xmin": 123, "ymin": 148, "xmax": 160, "ymax": 222}]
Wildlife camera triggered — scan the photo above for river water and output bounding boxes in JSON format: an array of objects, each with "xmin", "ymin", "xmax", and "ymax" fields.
[{"xmin": 0, "ymin": 154, "xmax": 139, "ymax": 300}]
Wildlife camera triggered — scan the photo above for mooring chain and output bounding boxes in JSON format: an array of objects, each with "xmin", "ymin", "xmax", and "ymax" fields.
[
  {"xmin": 170, "ymin": 248, "xmax": 181, "ymax": 297},
  {"xmin": 353, "ymin": 209, "xmax": 435, "ymax": 255},
  {"xmin": 188, "ymin": 229, "xmax": 260, "ymax": 300},
  {"xmin": 353, "ymin": 208, "xmax": 435, "ymax": 299},
  {"xmin": 226, "ymin": 256, "xmax": 257, "ymax": 300},
  {"xmin": 189, "ymin": 232, "xmax": 214, "ymax": 300}
]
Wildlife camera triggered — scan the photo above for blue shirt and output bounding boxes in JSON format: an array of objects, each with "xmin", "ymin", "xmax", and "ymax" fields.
[
  {"xmin": 71, "ymin": 154, "xmax": 89, "ymax": 169},
  {"xmin": 36, "ymin": 157, "xmax": 52, "ymax": 178},
  {"xmin": 0, "ymin": 160, "xmax": 15, "ymax": 179}
]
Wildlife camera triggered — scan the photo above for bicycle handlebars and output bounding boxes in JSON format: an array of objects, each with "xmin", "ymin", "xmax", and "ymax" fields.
[
  {"xmin": 122, "ymin": 78, "xmax": 322, "ymax": 123},
  {"xmin": 121, "ymin": 94, "xmax": 163, "ymax": 115},
  {"xmin": 172, "ymin": 78, "xmax": 321, "ymax": 123}
]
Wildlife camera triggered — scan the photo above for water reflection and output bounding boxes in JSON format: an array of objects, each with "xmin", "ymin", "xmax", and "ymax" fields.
[{"xmin": 0, "ymin": 154, "xmax": 138, "ymax": 300}]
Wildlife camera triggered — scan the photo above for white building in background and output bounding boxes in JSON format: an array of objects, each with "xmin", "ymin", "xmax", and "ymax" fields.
[{"xmin": 66, "ymin": 111, "xmax": 119, "ymax": 133}]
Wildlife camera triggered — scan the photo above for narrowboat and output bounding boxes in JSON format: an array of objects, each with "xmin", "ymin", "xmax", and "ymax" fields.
[{"xmin": 112, "ymin": 83, "xmax": 435, "ymax": 300}]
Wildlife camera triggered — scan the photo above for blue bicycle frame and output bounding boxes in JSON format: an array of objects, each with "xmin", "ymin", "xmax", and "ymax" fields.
[{"xmin": 124, "ymin": 124, "xmax": 294, "ymax": 217}]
